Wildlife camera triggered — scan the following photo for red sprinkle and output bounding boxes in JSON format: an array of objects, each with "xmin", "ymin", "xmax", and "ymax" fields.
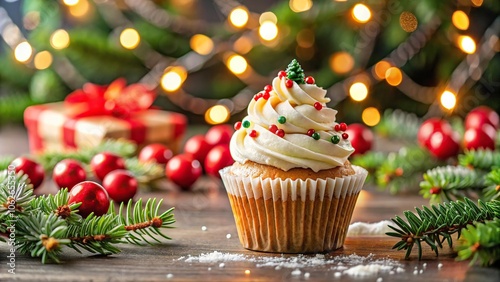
[
  {"xmin": 334, "ymin": 124, "xmax": 340, "ymax": 131},
  {"xmin": 269, "ymin": 124, "xmax": 278, "ymax": 133},
  {"xmin": 305, "ymin": 76, "xmax": 315, "ymax": 84},
  {"xmin": 342, "ymin": 133, "xmax": 349, "ymax": 139},
  {"xmin": 339, "ymin": 122, "xmax": 347, "ymax": 131},
  {"xmin": 263, "ymin": 92, "xmax": 270, "ymax": 100},
  {"xmin": 254, "ymin": 92, "xmax": 264, "ymax": 101},
  {"xmin": 278, "ymin": 70, "xmax": 287, "ymax": 79},
  {"xmin": 285, "ymin": 79, "xmax": 293, "ymax": 88},
  {"xmin": 314, "ymin": 102, "xmax": 322, "ymax": 111},
  {"xmin": 264, "ymin": 85, "xmax": 272, "ymax": 92},
  {"xmin": 306, "ymin": 129, "xmax": 315, "ymax": 136},
  {"xmin": 249, "ymin": 130, "xmax": 258, "ymax": 138},
  {"xmin": 276, "ymin": 129, "xmax": 285, "ymax": 138},
  {"xmin": 234, "ymin": 121, "xmax": 242, "ymax": 130}
]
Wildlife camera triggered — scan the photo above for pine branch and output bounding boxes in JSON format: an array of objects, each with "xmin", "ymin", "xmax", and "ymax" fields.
[
  {"xmin": 375, "ymin": 109, "xmax": 421, "ymax": 141},
  {"xmin": 458, "ymin": 149, "xmax": 500, "ymax": 171},
  {"xmin": 420, "ymin": 166, "xmax": 486, "ymax": 203},
  {"xmin": 124, "ymin": 158, "xmax": 165, "ymax": 185},
  {"xmin": 0, "ymin": 170, "xmax": 35, "ymax": 214},
  {"xmin": 30, "ymin": 189, "xmax": 82, "ymax": 224},
  {"xmin": 456, "ymin": 219, "xmax": 500, "ymax": 266},
  {"xmin": 350, "ymin": 151, "xmax": 387, "ymax": 183},
  {"xmin": 386, "ymin": 198, "xmax": 500, "ymax": 260},
  {"xmin": 0, "ymin": 156, "xmax": 15, "ymax": 171},
  {"xmin": 483, "ymin": 168, "xmax": 500, "ymax": 201}
]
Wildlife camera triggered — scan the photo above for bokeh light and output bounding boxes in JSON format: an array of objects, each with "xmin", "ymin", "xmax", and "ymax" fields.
[
  {"xmin": 471, "ymin": 0, "xmax": 483, "ymax": 7},
  {"xmin": 349, "ymin": 82, "xmax": 368, "ymax": 101},
  {"xmin": 68, "ymin": 0, "xmax": 89, "ymax": 17},
  {"xmin": 63, "ymin": 0, "xmax": 79, "ymax": 6},
  {"xmin": 329, "ymin": 52, "xmax": 354, "ymax": 74},
  {"xmin": 227, "ymin": 55, "xmax": 248, "ymax": 75},
  {"xmin": 373, "ymin": 60, "xmax": 391, "ymax": 79},
  {"xmin": 229, "ymin": 7, "xmax": 249, "ymax": 28},
  {"xmin": 50, "ymin": 29, "xmax": 70, "ymax": 50},
  {"xmin": 34, "ymin": 51, "xmax": 53, "ymax": 70},
  {"xmin": 452, "ymin": 11, "xmax": 469, "ymax": 30},
  {"xmin": 120, "ymin": 28, "xmax": 140, "ymax": 50},
  {"xmin": 14, "ymin": 41, "xmax": 33, "ymax": 63},
  {"xmin": 289, "ymin": 0, "xmax": 313, "ymax": 13},
  {"xmin": 458, "ymin": 35, "xmax": 476, "ymax": 54},
  {"xmin": 296, "ymin": 29, "xmax": 315, "ymax": 48},
  {"xmin": 352, "ymin": 4, "xmax": 371, "ymax": 23},
  {"xmin": 233, "ymin": 36, "xmax": 253, "ymax": 54},
  {"xmin": 259, "ymin": 21, "xmax": 278, "ymax": 41},
  {"xmin": 440, "ymin": 90, "xmax": 457, "ymax": 110},
  {"xmin": 362, "ymin": 107, "xmax": 381, "ymax": 126},
  {"xmin": 259, "ymin": 12, "xmax": 277, "ymax": 24},
  {"xmin": 161, "ymin": 66, "xmax": 187, "ymax": 92},
  {"xmin": 385, "ymin": 67, "xmax": 403, "ymax": 86},
  {"xmin": 399, "ymin": 11, "xmax": 418, "ymax": 32},
  {"xmin": 190, "ymin": 34, "xmax": 214, "ymax": 55},
  {"xmin": 205, "ymin": 105, "xmax": 230, "ymax": 124}
]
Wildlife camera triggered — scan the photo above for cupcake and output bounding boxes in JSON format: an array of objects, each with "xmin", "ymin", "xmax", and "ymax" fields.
[{"xmin": 220, "ymin": 59, "xmax": 368, "ymax": 253}]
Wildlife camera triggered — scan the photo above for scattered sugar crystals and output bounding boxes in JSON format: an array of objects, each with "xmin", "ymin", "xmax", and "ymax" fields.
[
  {"xmin": 226, "ymin": 233, "xmax": 232, "ymax": 239},
  {"xmin": 166, "ymin": 273, "xmax": 174, "ymax": 279},
  {"xmin": 201, "ymin": 226, "xmax": 207, "ymax": 231}
]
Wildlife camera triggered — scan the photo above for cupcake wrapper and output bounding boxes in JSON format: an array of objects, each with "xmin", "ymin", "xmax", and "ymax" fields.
[{"xmin": 220, "ymin": 166, "xmax": 368, "ymax": 253}]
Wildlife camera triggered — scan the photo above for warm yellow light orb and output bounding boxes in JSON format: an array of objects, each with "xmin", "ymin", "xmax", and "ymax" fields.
[
  {"xmin": 352, "ymin": 4, "xmax": 371, "ymax": 23},
  {"xmin": 471, "ymin": 0, "xmax": 483, "ymax": 7},
  {"xmin": 205, "ymin": 105, "xmax": 230, "ymax": 124},
  {"xmin": 161, "ymin": 66, "xmax": 187, "ymax": 92},
  {"xmin": 50, "ymin": 29, "xmax": 70, "ymax": 50},
  {"xmin": 373, "ymin": 60, "xmax": 392, "ymax": 80},
  {"xmin": 362, "ymin": 107, "xmax": 381, "ymax": 127},
  {"xmin": 34, "ymin": 51, "xmax": 53, "ymax": 70},
  {"xmin": 259, "ymin": 21, "xmax": 278, "ymax": 41},
  {"xmin": 452, "ymin": 11, "xmax": 469, "ymax": 30},
  {"xmin": 227, "ymin": 55, "xmax": 248, "ymax": 75},
  {"xmin": 120, "ymin": 28, "xmax": 141, "ymax": 50},
  {"xmin": 63, "ymin": 0, "xmax": 79, "ymax": 6},
  {"xmin": 229, "ymin": 7, "xmax": 249, "ymax": 28},
  {"xmin": 289, "ymin": 0, "xmax": 313, "ymax": 13},
  {"xmin": 69, "ymin": 0, "xmax": 89, "ymax": 17},
  {"xmin": 329, "ymin": 52, "xmax": 354, "ymax": 74},
  {"xmin": 259, "ymin": 12, "xmax": 277, "ymax": 25},
  {"xmin": 190, "ymin": 34, "xmax": 214, "ymax": 55},
  {"xmin": 385, "ymin": 67, "xmax": 403, "ymax": 86},
  {"xmin": 458, "ymin": 35, "xmax": 476, "ymax": 54},
  {"xmin": 14, "ymin": 41, "xmax": 33, "ymax": 63},
  {"xmin": 349, "ymin": 82, "xmax": 368, "ymax": 101},
  {"xmin": 233, "ymin": 36, "xmax": 253, "ymax": 54},
  {"xmin": 440, "ymin": 90, "xmax": 457, "ymax": 110}
]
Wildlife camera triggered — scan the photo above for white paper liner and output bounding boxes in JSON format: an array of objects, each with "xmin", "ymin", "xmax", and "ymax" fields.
[{"xmin": 220, "ymin": 165, "xmax": 367, "ymax": 202}]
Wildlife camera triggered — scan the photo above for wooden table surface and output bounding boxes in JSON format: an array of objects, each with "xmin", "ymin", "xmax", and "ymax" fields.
[{"xmin": 1, "ymin": 126, "xmax": 500, "ymax": 282}]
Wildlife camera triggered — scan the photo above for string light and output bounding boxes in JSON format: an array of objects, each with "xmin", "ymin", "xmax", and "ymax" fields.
[
  {"xmin": 205, "ymin": 105, "xmax": 230, "ymax": 124},
  {"xmin": 385, "ymin": 67, "xmax": 403, "ymax": 86},
  {"xmin": 440, "ymin": 90, "xmax": 456, "ymax": 110},
  {"xmin": 227, "ymin": 54, "xmax": 248, "ymax": 75},
  {"xmin": 190, "ymin": 34, "xmax": 214, "ymax": 55},
  {"xmin": 289, "ymin": 0, "xmax": 313, "ymax": 13},
  {"xmin": 120, "ymin": 28, "xmax": 140, "ymax": 50},
  {"xmin": 14, "ymin": 41, "xmax": 33, "ymax": 63},
  {"xmin": 34, "ymin": 51, "xmax": 53, "ymax": 70},
  {"xmin": 399, "ymin": 12, "xmax": 418, "ymax": 32},
  {"xmin": 352, "ymin": 4, "xmax": 371, "ymax": 23},
  {"xmin": 229, "ymin": 7, "xmax": 249, "ymax": 28},
  {"xmin": 349, "ymin": 82, "xmax": 368, "ymax": 101},
  {"xmin": 452, "ymin": 11, "xmax": 469, "ymax": 30},
  {"xmin": 471, "ymin": 0, "xmax": 483, "ymax": 7},
  {"xmin": 161, "ymin": 66, "xmax": 187, "ymax": 92},
  {"xmin": 329, "ymin": 52, "xmax": 354, "ymax": 74},
  {"xmin": 373, "ymin": 60, "xmax": 391, "ymax": 79},
  {"xmin": 233, "ymin": 36, "xmax": 253, "ymax": 54},
  {"xmin": 68, "ymin": 0, "xmax": 89, "ymax": 18},
  {"xmin": 259, "ymin": 12, "xmax": 277, "ymax": 25},
  {"xmin": 362, "ymin": 107, "xmax": 381, "ymax": 126},
  {"xmin": 458, "ymin": 35, "xmax": 476, "ymax": 54},
  {"xmin": 259, "ymin": 21, "xmax": 278, "ymax": 41},
  {"xmin": 63, "ymin": 0, "xmax": 79, "ymax": 6},
  {"xmin": 50, "ymin": 29, "xmax": 70, "ymax": 50}
]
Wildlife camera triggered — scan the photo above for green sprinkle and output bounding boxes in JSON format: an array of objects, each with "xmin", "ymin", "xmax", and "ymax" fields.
[
  {"xmin": 312, "ymin": 132, "xmax": 320, "ymax": 140},
  {"xmin": 331, "ymin": 135, "xmax": 340, "ymax": 144},
  {"xmin": 278, "ymin": 116, "xmax": 286, "ymax": 124},
  {"xmin": 242, "ymin": 120, "xmax": 251, "ymax": 128}
]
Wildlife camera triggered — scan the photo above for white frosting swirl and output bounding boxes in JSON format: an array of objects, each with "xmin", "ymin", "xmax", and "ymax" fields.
[{"xmin": 230, "ymin": 77, "xmax": 354, "ymax": 172}]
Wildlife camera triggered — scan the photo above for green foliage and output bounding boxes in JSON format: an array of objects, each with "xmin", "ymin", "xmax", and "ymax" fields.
[
  {"xmin": 458, "ymin": 150, "xmax": 500, "ymax": 170},
  {"xmin": 456, "ymin": 219, "xmax": 500, "ymax": 266},
  {"xmin": 375, "ymin": 109, "xmax": 421, "ymax": 141},
  {"xmin": 124, "ymin": 158, "xmax": 165, "ymax": 185},
  {"xmin": 286, "ymin": 59, "xmax": 305, "ymax": 84},
  {"xmin": 484, "ymin": 169, "xmax": 500, "ymax": 201}
]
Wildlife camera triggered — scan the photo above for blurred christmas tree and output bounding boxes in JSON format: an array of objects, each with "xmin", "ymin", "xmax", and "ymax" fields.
[{"xmin": 0, "ymin": 0, "xmax": 498, "ymax": 125}]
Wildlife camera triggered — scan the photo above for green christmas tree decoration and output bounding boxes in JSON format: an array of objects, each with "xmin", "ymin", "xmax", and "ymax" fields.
[
  {"xmin": 456, "ymin": 219, "xmax": 500, "ymax": 266},
  {"xmin": 286, "ymin": 59, "xmax": 305, "ymax": 84}
]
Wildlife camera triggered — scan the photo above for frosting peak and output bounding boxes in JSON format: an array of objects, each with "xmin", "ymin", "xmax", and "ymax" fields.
[{"xmin": 230, "ymin": 60, "xmax": 354, "ymax": 172}]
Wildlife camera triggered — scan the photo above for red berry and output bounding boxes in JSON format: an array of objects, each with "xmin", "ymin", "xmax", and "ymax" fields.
[
  {"xmin": 183, "ymin": 135, "xmax": 214, "ymax": 164},
  {"xmin": 90, "ymin": 152, "xmax": 126, "ymax": 181},
  {"xmin": 269, "ymin": 124, "xmax": 278, "ymax": 133},
  {"xmin": 342, "ymin": 133, "xmax": 349, "ymax": 139},
  {"xmin": 465, "ymin": 106, "xmax": 499, "ymax": 130},
  {"xmin": 278, "ymin": 70, "xmax": 287, "ymax": 79},
  {"xmin": 334, "ymin": 124, "xmax": 340, "ymax": 131},
  {"xmin": 427, "ymin": 131, "xmax": 460, "ymax": 160},
  {"xmin": 205, "ymin": 124, "xmax": 234, "ymax": 146},
  {"xmin": 345, "ymin": 123, "xmax": 374, "ymax": 156},
  {"xmin": 68, "ymin": 181, "xmax": 110, "ymax": 217},
  {"xmin": 204, "ymin": 145, "xmax": 234, "ymax": 178},
  {"xmin": 314, "ymin": 102, "xmax": 322, "ymax": 111},
  {"xmin": 263, "ymin": 92, "xmax": 270, "ymax": 100},
  {"xmin": 306, "ymin": 129, "xmax": 315, "ymax": 136},
  {"xmin": 417, "ymin": 118, "xmax": 453, "ymax": 147},
  {"xmin": 305, "ymin": 76, "xmax": 315, "ymax": 84},
  {"xmin": 11, "ymin": 157, "xmax": 45, "ymax": 189},
  {"xmin": 430, "ymin": 187, "xmax": 442, "ymax": 195},
  {"xmin": 53, "ymin": 159, "xmax": 87, "ymax": 190},
  {"xmin": 264, "ymin": 85, "xmax": 272, "ymax": 92},
  {"xmin": 102, "ymin": 170, "xmax": 138, "ymax": 203},
  {"xmin": 463, "ymin": 124, "xmax": 496, "ymax": 151},
  {"xmin": 165, "ymin": 154, "xmax": 202, "ymax": 190},
  {"xmin": 276, "ymin": 129, "xmax": 285, "ymax": 138},
  {"xmin": 234, "ymin": 121, "xmax": 242, "ymax": 130},
  {"xmin": 138, "ymin": 143, "xmax": 173, "ymax": 165},
  {"xmin": 249, "ymin": 130, "xmax": 258, "ymax": 138},
  {"xmin": 285, "ymin": 79, "xmax": 293, "ymax": 88},
  {"xmin": 339, "ymin": 122, "xmax": 347, "ymax": 131}
]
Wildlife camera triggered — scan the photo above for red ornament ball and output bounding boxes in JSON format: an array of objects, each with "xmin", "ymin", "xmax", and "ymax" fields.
[
  {"xmin": 165, "ymin": 154, "xmax": 202, "ymax": 190},
  {"xmin": 90, "ymin": 152, "xmax": 126, "ymax": 181},
  {"xmin": 285, "ymin": 79, "xmax": 294, "ymax": 88},
  {"xmin": 465, "ymin": 106, "xmax": 499, "ymax": 130},
  {"xmin": 305, "ymin": 76, "xmax": 315, "ymax": 84},
  {"xmin": 278, "ymin": 70, "xmax": 287, "ymax": 79},
  {"xmin": 11, "ymin": 157, "xmax": 45, "ymax": 189},
  {"xmin": 463, "ymin": 124, "xmax": 496, "ymax": 151},
  {"xmin": 345, "ymin": 123, "xmax": 374, "ymax": 156},
  {"xmin": 53, "ymin": 159, "xmax": 87, "ymax": 190},
  {"xmin": 427, "ymin": 131, "xmax": 460, "ymax": 160},
  {"xmin": 183, "ymin": 135, "xmax": 214, "ymax": 164},
  {"xmin": 68, "ymin": 181, "xmax": 110, "ymax": 218},
  {"xmin": 417, "ymin": 118, "xmax": 453, "ymax": 147},
  {"xmin": 139, "ymin": 143, "xmax": 173, "ymax": 165},
  {"xmin": 102, "ymin": 170, "xmax": 138, "ymax": 203},
  {"xmin": 205, "ymin": 124, "xmax": 234, "ymax": 146},
  {"xmin": 204, "ymin": 145, "xmax": 234, "ymax": 178}
]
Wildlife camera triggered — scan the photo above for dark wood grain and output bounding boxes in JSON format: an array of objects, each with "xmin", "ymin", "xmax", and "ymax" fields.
[{"xmin": 1, "ymin": 126, "xmax": 499, "ymax": 282}]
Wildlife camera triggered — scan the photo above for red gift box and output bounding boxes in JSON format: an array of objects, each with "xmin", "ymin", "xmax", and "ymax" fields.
[{"xmin": 23, "ymin": 79, "xmax": 187, "ymax": 153}]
